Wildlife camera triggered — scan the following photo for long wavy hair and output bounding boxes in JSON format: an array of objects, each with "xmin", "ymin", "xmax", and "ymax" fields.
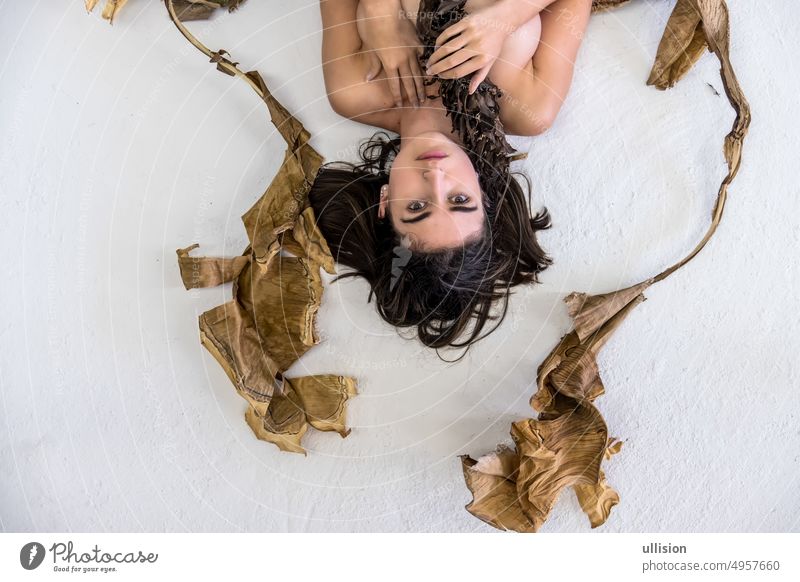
[{"xmin": 307, "ymin": 133, "xmax": 553, "ymax": 357}]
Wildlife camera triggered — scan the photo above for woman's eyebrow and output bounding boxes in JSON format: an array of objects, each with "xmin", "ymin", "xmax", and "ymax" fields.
[
  {"xmin": 400, "ymin": 212, "xmax": 431, "ymax": 224},
  {"xmin": 399, "ymin": 206, "xmax": 478, "ymax": 224}
]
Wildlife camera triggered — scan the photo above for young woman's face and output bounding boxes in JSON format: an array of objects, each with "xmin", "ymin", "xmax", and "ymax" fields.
[{"xmin": 383, "ymin": 131, "xmax": 485, "ymax": 250}]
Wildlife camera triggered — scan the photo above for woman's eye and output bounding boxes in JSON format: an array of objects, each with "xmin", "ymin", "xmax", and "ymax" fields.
[
  {"xmin": 407, "ymin": 201, "xmax": 426, "ymax": 211},
  {"xmin": 450, "ymin": 193, "xmax": 469, "ymax": 204}
]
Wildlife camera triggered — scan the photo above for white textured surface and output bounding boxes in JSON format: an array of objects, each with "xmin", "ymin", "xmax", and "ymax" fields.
[{"xmin": 1, "ymin": 1, "xmax": 798, "ymax": 533}]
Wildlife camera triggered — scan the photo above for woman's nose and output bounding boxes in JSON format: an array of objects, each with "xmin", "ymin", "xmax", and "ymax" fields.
[
  {"xmin": 422, "ymin": 164, "xmax": 443, "ymax": 180},
  {"xmin": 421, "ymin": 168, "xmax": 444, "ymax": 196}
]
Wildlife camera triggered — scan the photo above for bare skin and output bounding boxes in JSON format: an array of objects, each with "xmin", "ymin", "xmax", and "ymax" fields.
[{"xmin": 320, "ymin": 0, "xmax": 592, "ymax": 249}]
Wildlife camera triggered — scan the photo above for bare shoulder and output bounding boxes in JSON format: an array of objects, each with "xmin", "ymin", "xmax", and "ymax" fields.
[{"xmin": 323, "ymin": 51, "xmax": 402, "ymax": 131}]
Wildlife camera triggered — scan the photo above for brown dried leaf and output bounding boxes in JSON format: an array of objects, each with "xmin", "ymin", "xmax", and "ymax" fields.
[
  {"xmin": 245, "ymin": 70, "xmax": 323, "ymax": 178},
  {"xmin": 238, "ymin": 71, "xmax": 324, "ymax": 267},
  {"xmin": 167, "ymin": 14, "xmax": 357, "ymax": 454},
  {"xmin": 604, "ymin": 436, "xmax": 624, "ymax": 460},
  {"xmin": 281, "ymin": 206, "xmax": 337, "ymax": 275},
  {"xmin": 511, "ymin": 402, "xmax": 609, "ymax": 528},
  {"xmin": 244, "ymin": 374, "xmax": 358, "ymax": 455},
  {"xmin": 462, "ymin": 402, "xmax": 613, "ymax": 532},
  {"xmin": 564, "ymin": 278, "xmax": 655, "ymax": 343},
  {"xmin": 245, "ymin": 401, "xmax": 308, "ymax": 456},
  {"xmin": 175, "ymin": 243, "xmax": 249, "ymax": 290},
  {"xmin": 100, "ymin": 0, "xmax": 128, "ymax": 23},
  {"xmin": 573, "ymin": 468, "xmax": 620, "ymax": 528},
  {"xmin": 646, "ymin": 0, "xmax": 708, "ymax": 89},
  {"xmin": 172, "ymin": 1, "xmax": 220, "ymax": 22},
  {"xmin": 240, "ymin": 153, "xmax": 307, "ymax": 267},
  {"xmin": 590, "ymin": 0, "xmax": 632, "ymax": 12},
  {"xmin": 460, "ymin": 448, "xmax": 538, "ymax": 533},
  {"xmin": 288, "ymin": 375, "xmax": 358, "ymax": 437},
  {"xmin": 198, "ymin": 300, "xmax": 282, "ymax": 418},
  {"xmin": 168, "ymin": 13, "xmax": 356, "ymax": 456},
  {"xmin": 87, "ymin": 0, "xmax": 247, "ymax": 23},
  {"xmin": 235, "ymin": 256, "xmax": 324, "ymax": 372},
  {"xmin": 531, "ymin": 290, "xmax": 646, "ymax": 413}
]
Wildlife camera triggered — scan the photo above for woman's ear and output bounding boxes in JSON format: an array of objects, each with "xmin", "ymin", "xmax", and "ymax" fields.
[{"xmin": 378, "ymin": 184, "xmax": 389, "ymax": 219}]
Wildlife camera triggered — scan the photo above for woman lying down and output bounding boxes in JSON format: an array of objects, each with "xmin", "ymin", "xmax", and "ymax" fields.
[{"xmin": 308, "ymin": 0, "xmax": 592, "ymax": 353}]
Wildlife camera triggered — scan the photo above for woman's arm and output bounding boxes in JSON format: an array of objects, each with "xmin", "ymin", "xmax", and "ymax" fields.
[
  {"xmin": 358, "ymin": 0, "xmax": 425, "ymax": 107},
  {"xmin": 503, "ymin": 0, "xmax": 592, "ymax": 135},
  {"xmin": 320, "ymin": 0, "xmax": 393, "ymax": 125}
]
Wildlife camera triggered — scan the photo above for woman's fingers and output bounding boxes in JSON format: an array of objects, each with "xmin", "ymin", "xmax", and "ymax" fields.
[
  {"xmin": 365, "ymin": 51, "xmax": 382, "ymax": 82},
  {"xmin": 386, "ymin": 68, "xmax": 404, "ymax": 107},
  {"xmin": 398, "ymin": 62, "xmax": 419, "ymax": 107},
  {"xmin": 435, "ymin": 56, "xmax": 482, "ymax": 80},
  {"xmin": 434, "ymin": 20, "xmax": 466, "ymax": 50},
  {"xmin": 427, "ymin": 46, "xmax": 474, "ymax": 77},
  {"xmin": 428, "ymin": 36, "xmax": 468, "ymax": 69},
  {"xmin": 468, "ymin": 62, "xmax": 492, "ymax": 94},
  {"xmin": 409, "ymin": 58, "xmax": 426, "ymax": 104}
]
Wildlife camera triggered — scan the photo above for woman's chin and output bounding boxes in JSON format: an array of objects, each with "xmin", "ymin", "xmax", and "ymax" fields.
[{"xmin": 415, "ymin": 130, "xmax": 454, "ymax": 142}]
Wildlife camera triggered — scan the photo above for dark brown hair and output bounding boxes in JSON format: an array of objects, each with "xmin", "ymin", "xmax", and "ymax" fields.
[{"xmin": 307, "ymin": 132, "xmax": 553, "ymax": 358}]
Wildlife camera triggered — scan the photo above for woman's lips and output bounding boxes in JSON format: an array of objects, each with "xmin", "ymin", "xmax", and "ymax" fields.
[{"xmin": 416, "ymin": 150, "xmax": 449, "ymax": 160}]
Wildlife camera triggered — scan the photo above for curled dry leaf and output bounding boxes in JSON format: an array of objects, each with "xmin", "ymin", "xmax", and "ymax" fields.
[
  {"xmin": 591, "ymin": 0, "xmax": 632, "ymax": 12},
  {"xmin": 461, "ymin": 0, "xmax": 750, "ymax": 532},
  {"xmin": 244, "ymin": 374, "xmax": 357, "ymax": 455},
  {"xmin": 169, "ymin": 2, "xmax": 357, "ymax": 455},
  {"xmin": 86, "ymin": 0, "xmax": 247, "ymax": 24}
]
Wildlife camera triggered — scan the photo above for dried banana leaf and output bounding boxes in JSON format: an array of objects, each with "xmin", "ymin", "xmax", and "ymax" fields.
[
  {"xmin": 462, "ymin": 0, "xmax": 750, "ymax": 532},
  {"xmin": 591, "ymin": 0, "xmax": 632, "ymax": 12},
  {"xmin": 573, "ymin": 468, "xmax": 620, "ymax": 528},
  {"xmin": 86, "ymin": 0, "xmax": 247, "ymax": 23},
  {"xmin": 176, "ymin": 243, "xmax": 249, "ymax": 290},
  {"xmin": 289, "ymin": 375, "xmax": 358, "ymax": 437},
  {"xmin": 168, "ymin": 1, "xmax": 357, "ymax": 454},
  {"xmin": 282, "ymin": 206, "xmax": 337, "ymax": 275},
  {"xmin": 198, "ymin": 300, "xmax": 282, "ymax": 418},
  {"xmin": 461, "ymin": 446, "xmax": 538, "ymax": 532},
  {"xmin": 245, "ymin": 375, "xmax": 358, "ymax": 455},
  {"xmin": 235, "ymin": 255, "xmax": 324, "ymax": 372}
]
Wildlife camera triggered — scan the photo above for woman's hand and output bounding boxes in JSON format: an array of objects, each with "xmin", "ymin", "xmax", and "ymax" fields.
[
  {"xmin": 358, "ymin": 0, "xmax": 425, "ymax": 107},
  {"xmin": 426, "ymin": 2, "xmax": 529, "ymax": 94}
]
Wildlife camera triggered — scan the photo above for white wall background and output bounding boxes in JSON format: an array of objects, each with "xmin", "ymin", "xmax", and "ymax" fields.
[{"xmin": 1, "ymin": 0, "xmax": 798, "ymax": 533}]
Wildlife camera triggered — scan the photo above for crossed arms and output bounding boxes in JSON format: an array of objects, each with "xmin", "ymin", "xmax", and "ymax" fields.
[{"xmin": 320, "ymin": 0, "xmax": 592, "ymax": 136}]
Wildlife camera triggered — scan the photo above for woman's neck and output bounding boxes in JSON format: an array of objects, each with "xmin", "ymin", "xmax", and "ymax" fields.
[{"xmin": 397, "ymin": 98, "xmax": 461, "ymax": 146}]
